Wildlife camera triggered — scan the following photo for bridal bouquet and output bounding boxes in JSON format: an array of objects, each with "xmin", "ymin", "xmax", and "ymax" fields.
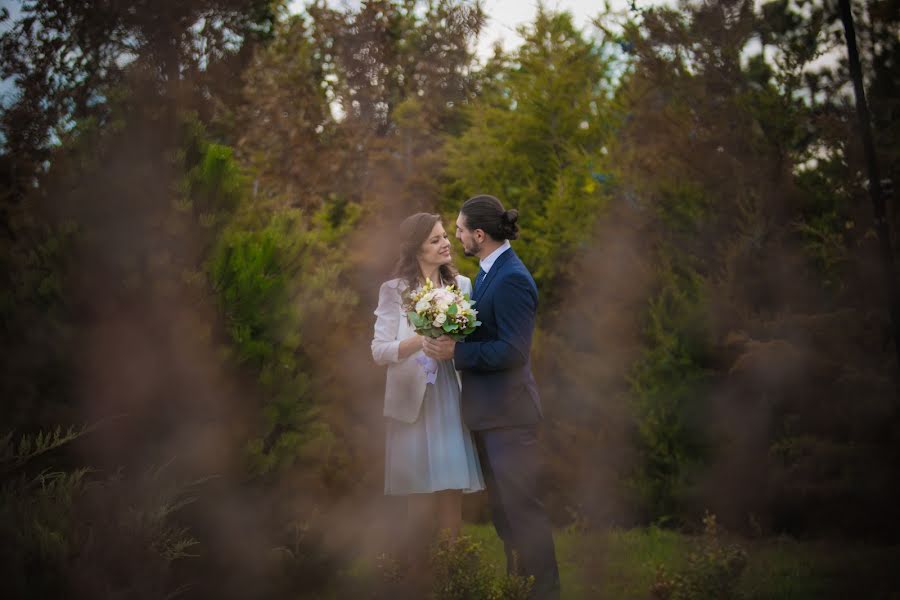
[{"xmin": 403, "ymin": 277, "xmax": 480, "ymax": 383}]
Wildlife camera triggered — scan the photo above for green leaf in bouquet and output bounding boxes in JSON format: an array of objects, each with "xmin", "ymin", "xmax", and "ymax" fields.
[
  {"xmin": 447, "ymin": 303, "xmax": 458, "ymax": 316},
  {"xmin": 407, "ymin": 311, "xmax": 426, "ymax": 328},
  {"xmin": 442, "ymin": 322, "xmax": 459, "ymax": 332}
]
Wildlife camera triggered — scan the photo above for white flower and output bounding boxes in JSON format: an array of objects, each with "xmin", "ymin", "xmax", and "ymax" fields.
[
  {"xmin": 415, "ymin": 299, "xmax": 430, "ymax": 313},
  {"xmin": 433, "ymin": 313, "xmax": 447, "ymax": 327}
]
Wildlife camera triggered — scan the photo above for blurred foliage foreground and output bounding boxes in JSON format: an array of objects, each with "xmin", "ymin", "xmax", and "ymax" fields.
[{"xmin": 1, "ymin": 0, "xmax": 899, "ymax": 597}]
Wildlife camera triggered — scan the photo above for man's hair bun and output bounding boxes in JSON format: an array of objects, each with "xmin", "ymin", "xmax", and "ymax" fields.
[
  {"xmin": 461, "ymin": 195, "xmax": 520, "ymax": 241},
  {"xmin": 499, "ymin": 209, "xmax": 519, "ymax": 239},
  {"xmin": 502, "ymin": 209, "xmax": 519, "ymax": 224}
]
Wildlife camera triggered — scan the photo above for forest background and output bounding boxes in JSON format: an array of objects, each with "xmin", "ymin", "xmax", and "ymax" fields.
[{"xmin": 1, "ymin": 0, "xmax": 899, "ymax": 598}]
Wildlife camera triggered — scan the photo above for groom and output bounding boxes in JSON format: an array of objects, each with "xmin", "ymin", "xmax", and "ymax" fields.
[{"xmin": 423, "ymin": 195, "xmax": 560, "ymax": 599}]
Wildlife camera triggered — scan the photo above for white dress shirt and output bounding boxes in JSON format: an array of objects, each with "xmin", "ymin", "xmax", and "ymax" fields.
[{"xmin": 479, "ymin": 240, "xmax": 511, "ymax": 274}]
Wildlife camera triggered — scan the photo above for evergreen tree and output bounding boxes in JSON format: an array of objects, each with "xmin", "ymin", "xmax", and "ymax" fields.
[
  {"xmin": 615, "ymin": 0, "xmax": 900, "ymax": 534},
  {"xmin": 441, "ymin": 7, "xmax": 622, "ymax": 302}
]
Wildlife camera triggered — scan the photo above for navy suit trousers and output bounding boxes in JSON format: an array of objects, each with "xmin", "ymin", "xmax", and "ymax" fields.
[{"xmin": 473, "ymin": 426, "xmax": 560, "ymax": 600}]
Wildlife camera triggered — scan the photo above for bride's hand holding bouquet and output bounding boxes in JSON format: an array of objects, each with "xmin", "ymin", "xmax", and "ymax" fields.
[{"xmin": 403, "ymin": 277, "xmax": 480, "ymax": 382}]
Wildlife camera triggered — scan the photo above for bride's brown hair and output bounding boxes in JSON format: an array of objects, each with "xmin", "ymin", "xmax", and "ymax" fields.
[{"xmin": 392, "ymin": 212, "xmax": 457, "ymax": 288}]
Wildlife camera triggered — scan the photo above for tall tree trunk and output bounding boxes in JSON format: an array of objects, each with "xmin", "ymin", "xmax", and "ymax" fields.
[{"xmin": 838, "ymin": 0, "xmax": 900, "ymax": 395}]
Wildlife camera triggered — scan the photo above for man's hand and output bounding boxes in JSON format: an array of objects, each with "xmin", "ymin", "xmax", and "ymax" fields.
[{"xmin": 422, "ymin": 335, "xmax": 456, "ymax": 361}]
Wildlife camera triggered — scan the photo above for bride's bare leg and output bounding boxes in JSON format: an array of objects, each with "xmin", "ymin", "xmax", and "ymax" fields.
[
  {"xmin": 406, "ymin": 493, "xmax": 435, "ymax": 560},
  {"xmin": 435, "ymin": 490, "xmax": 462, "ymax": 540}
]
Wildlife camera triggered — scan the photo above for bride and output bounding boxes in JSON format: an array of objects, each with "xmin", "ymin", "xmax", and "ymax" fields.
[{"xmin": 371, "ymin": 212, "xmax": 484, "ymax": 554}]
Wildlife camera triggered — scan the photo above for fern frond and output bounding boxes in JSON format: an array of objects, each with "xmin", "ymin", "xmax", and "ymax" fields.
[{"xmin": 1, "ymin": 417, "xmax": 120, "ymax": 470}]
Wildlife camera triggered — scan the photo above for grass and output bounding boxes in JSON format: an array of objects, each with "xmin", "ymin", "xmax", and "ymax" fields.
[
  {"xmin": 332, "ymin": 523, "xmax": 900, "ymax": 599},
  {"xmin": 460, "ymin": 523, "xmax": 900, "ymax": 600}
]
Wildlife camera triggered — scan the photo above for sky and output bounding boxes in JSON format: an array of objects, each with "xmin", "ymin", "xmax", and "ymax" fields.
[
  {"xmin": 289, "ymin": 0, "xmax": 667, "ymax": 59},
  {"xmin": 0, "ymin": 0, "xmax": 660, "ymax": 110},
  {"xmin": 478, "ymin": 0, "xmax": 664, "ymax": 57},
  {"xmin": 1, "ymin": 1, "xmax": 663, "ymax": 63},
  {"xmin": 464, "ymin": 0, "xmax": 646, "ymax": 58}
]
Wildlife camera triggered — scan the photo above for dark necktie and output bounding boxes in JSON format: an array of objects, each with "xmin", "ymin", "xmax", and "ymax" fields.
[{"xmin": 475, "ymin": 268, "xmax": 487, "ymax": 292}]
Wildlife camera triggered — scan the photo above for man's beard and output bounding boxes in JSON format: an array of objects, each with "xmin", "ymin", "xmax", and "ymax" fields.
[{"xmin": 463, "ymin": 240, "xmax": 481, "ymax": 257}]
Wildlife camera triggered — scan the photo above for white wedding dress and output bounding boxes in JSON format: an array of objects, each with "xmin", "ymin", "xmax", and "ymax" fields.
[{"xmin": 383, "ymin": 350, "xmax": 483, "ymax": 496}]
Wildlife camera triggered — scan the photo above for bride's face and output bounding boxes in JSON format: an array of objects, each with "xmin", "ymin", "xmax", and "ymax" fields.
[{"xmin": 418, "ymin": 221, "xmax": 452, "ymax": 268}]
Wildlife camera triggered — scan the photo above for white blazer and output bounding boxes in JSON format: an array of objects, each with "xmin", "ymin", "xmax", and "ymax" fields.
[{"xmin": 371, "ymin": 274, "xmax": 472, "ymax": 423}]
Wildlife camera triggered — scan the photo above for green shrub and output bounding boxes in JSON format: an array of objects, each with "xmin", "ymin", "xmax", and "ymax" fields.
[
  {"xmin": 430, "ymin": 533, "xmax": 533, "ymax": 600},
  {"xmin": 651, "ymin": 513, "xmax": 748, "ymax": 600},
  {"xmin": 208, "ymin": 170, "xmax": 361, "ymax": 474},
  {"xmin": 1, "ymin": 426, "xmax": 201, "ymax": 598},
  {"xmin": 628, "ymin": 259, "xmax": 712, "ymax": 523}
]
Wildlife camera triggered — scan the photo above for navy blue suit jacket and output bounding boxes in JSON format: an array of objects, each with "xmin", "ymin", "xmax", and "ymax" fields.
[{"xmin": 454, "ymin": 248, "xmax": 542, "ymax": 431}]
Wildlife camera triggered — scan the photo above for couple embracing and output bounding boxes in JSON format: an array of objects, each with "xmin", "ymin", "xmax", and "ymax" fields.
[{"xmin": 371, "ymin": 195, "xmax": 560, "ymax": 599}]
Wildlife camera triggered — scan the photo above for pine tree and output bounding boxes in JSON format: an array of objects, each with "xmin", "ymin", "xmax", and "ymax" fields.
[{"xmin": 441, "ymin": 7, "xmax": 622, "ymax": 302}]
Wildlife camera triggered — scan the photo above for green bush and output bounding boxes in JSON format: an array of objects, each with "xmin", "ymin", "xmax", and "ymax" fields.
[
  {"xmin": 1, "ymin": 426, "xmax": 200, "ymax": 599},
  {"xmin": 204, "ymin": 142, "xmax": 361, "ymax": 475},
  {"xmin": 628, "ymin": 259, "xmax": 712, "ymax": 523},
  {"xmin": 430, "ymin": 533, "xmax": 533, "ymax": 600},
  {"xmin": 651, "ymin": 513, "xmax": 748, "ymax": 600}
]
